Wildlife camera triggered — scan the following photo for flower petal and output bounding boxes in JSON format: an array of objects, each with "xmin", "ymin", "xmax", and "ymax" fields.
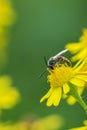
[
  {"xmin": 46, "ymin": 87, "xmax": 62, "ymax": 106},
  {"xmin": 73, "ymin": 57, "xmax": 87, "ymax": 72},
  {"xmin": 71, "ymin": 47, "xmax": 87, "ymax": 61},
  {"xmin": 74, "ymin": 75, "xmax": 87, "ymax": 83},
  {"xmin": 53, "ymin": 87, "xmax": 62, "ymax": 106},
  {"xmin": 70, "ymin": 126, "xmax": 87, "ymax": 130},
  {"xmin": 40, "ymin": 88, "xmax": 53, "ymax": 103},
  {"xmin": 63, "ymin": 83, "xmax": 70, "ymax": 94},
  {"xmin": 70, "ymin": 78, "xmax": 85, "ymax": 87},
  {"xmin": 65, "ymin": 42, "xmax": 84, "ymax": 53}
]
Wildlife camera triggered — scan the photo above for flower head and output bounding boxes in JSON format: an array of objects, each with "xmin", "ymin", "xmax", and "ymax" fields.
[
  {"xmin": 40, "ymin": 58, "xmax": 87, "ymax": 108},
  {"xmin": 0, "ymin": 115, "xmax": 64, "ymax": 130},
  {"xmin": 0, "ymin": 0, "xmax": 16, "ymax": 65},
  {"xmin": 65, "ymin": 29, "xmax": 87, "ymax": 61},
  {"xmin": 0, "ymin": 75, "xmax": 20, "ymax": 111},
  {"xmin": 0, "ymin": 0, "xmax": 16, "ymax": 27}
]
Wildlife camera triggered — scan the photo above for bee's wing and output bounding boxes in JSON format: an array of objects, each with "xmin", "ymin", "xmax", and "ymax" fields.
[{"xmin": 53, "ymin": 49, "xmax": 68, "ymax": 59}]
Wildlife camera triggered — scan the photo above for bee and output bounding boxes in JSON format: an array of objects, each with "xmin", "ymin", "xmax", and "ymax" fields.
[
  {"xmin": 47, "ymin": 49, "xmax": 71, "ymax": 70},
  {"xmin": 39, "ymin": 49, "xmax": 71, "ymax": 78}
]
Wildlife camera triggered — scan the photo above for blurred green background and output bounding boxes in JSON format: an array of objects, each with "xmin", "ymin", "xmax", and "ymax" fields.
[{"xmin": 2, "ymin": 0, "xmax": 87, "ymax": 129}]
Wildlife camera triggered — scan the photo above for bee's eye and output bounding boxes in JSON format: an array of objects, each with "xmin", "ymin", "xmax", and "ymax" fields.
[
  {"xmin": 48, "ymin": 65, "xmax": 54, "ymax": 69},
  {"xmin": 49, "ymin": 59, "xmax": 55, "ymax": 65}
]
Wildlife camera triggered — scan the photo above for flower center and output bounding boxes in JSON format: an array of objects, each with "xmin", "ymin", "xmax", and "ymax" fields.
[{"xmin": 47, "ymin": 64, "xmax": 73, "ymax": 88}]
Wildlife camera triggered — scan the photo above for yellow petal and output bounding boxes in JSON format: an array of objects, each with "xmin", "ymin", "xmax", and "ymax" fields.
[
  {"xmin": 71, "ymin": 47, "xmax": 87, "ymax": 61},
  {"xmin": 53, "ymin": 87, "xmax": 62, "ymax": 106},
  {"xmin": 75, "ymin": 75, "xmax": 87, "ymax": 82},
  {"xmin": 65, "ymin": 42, "xmax": 84, "ymax": 53},
  {"xmin": 63, "ymin": 83, "xmax": 70, "ymax": 94},
  {"xmin": 70, "ymin": 126, "xmax": 87, "ymax": 130},
  {"xmin": 46, "ymin": 87, "xmax": 62, "ymax": 106},
  {"xmin": 73, "ymin": 59, "xmax": 83, "ymax": 70},
  {"xmin": 40, "ymin": 88, "xmax": 53, "ymax": 103},
  {"xmin": 46, "ymin": 92, "xmax": 54, "ymax": 106},
  {"xmin": 70, "ymin": 77, "xmax": 85, "ymax": 87},
  {"xmin": 73, "ymin": 57, "xmax": 87, "ymax": 72},
  {"xmin": 77, "ymin": 71, "xmax": 87, "ymax": 75}
]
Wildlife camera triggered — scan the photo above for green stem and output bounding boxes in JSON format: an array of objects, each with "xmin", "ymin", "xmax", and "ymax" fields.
[
  {"xmin": 68, "ymin": 82, "xmax": 87, "ymax": 112},
  {"xmin": 75, "ymin": 94, "xmax": 87, "ymax": 112}
]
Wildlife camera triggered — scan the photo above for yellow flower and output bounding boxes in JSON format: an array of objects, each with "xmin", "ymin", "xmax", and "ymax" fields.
[
  {"xmin": 65, "ymin": 29, "xmax": 87, "ymax": 61},
  {"xmin": 0, "ymin": 114, "xmax": 64, "ymax": 130},
  {"xmin": 0, "ymin": 0, "xmax": 16, "ymax": 65},
  {"xmin": 0, "ymin": 0, "xmax": 16, "ymax": 27},
  {"xmin": 70, "ymin": 120, "xmax": 87, "ymax": 130},
  {"xmin": 66, "ymin": 60, "xmax": 87, "ymax": 105},
  {"xmin": 31, "ymin": 115, "xmax": 64, "ymax": 130},
  {"xmin": 0, "ymin": 75, "xmax": 20, "ymax": 111},
  {"xmin": 40, "ymin": 58, "xmax": 87, "ymax": 107}
]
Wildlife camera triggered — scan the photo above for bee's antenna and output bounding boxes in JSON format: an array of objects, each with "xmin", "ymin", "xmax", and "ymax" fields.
[
  {"xmin": 38, "ymin": 56, "xmax": 48, "ymax": 79},
  {"xmin": 38, "ymin": 69, "xmax": 47, "ymax": 78},
  {"xmin": 44, "ymin": 56, "xmax": 48, "ymax": 66}
]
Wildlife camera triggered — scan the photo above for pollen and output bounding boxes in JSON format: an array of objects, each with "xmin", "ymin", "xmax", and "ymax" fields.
[{"xmin": 48, "ymin": 64, "xmax": 73, "ymax": 88}]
